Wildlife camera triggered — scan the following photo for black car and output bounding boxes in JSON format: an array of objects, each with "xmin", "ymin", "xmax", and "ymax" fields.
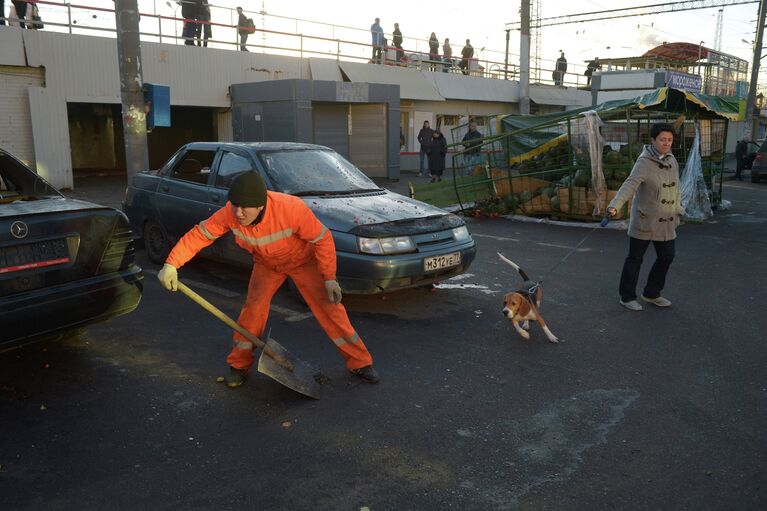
[
  {"xmin": 123, "ymin": 142, "xmax": 476, "ymax": 294},
  {"xmin": 0, "ymin": 149, "xmax": 144, "ymax": 350},
  {"xmin": 750, "ymin": 139, "xmax": 767, "ymax": 183}
]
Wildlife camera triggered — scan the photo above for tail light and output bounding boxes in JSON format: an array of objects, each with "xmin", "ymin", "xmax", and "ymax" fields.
[{"xmin": 756, "ymin": 153, "xmax": 763, "ymax": 161}]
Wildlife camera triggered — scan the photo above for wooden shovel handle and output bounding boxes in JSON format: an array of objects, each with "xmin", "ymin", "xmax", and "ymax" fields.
[{"xmin": 177, "ymin": 281, "xmax": 294, "ymax": 371}]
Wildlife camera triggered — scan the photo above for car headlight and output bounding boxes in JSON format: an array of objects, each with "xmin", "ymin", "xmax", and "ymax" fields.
[
  {"xmin": 452, "ymin": 226, "xmax": 471, "ymax": 242},
  {"xmin": 358, "ymin": 236, "xmax": 415, "ymax": 255}
]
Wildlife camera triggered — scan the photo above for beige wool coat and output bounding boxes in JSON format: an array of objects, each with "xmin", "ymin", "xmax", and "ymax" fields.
[{"xmin": 608, "ymin": 145, "xmax": 684, "ymax": 241}]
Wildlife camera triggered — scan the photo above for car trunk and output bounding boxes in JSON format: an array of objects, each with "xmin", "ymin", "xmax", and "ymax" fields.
[{"xmin": 0, "ymin": 200, "xmax": 136, "ymax": 297}]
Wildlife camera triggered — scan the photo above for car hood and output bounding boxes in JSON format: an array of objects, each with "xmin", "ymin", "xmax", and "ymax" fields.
[
  {"xmin": 0, "ymin": 197, "xmax": 108, "ymax": 218},
  {"xmin": 300, "ymin": 190, "xmax": 455, "ymax": 233}
]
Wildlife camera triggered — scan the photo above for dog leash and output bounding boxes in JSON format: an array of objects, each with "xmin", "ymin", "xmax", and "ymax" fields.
[{"xmin": 533, "ymin": 216, "xmax": 612, "ymax": 288}]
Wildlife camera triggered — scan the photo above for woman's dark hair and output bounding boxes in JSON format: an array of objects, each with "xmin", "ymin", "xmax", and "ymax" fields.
[{"xmin": 650, "ymin": 123, "xmax": 675, "ymax": 140}]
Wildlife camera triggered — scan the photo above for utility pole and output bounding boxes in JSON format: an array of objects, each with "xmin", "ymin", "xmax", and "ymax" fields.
[
  {"xmin": 115, "ymin": 0, "xmax": 149, "ymax": 184},
  {"xmin": 745, "ymin": 0, "xmax": 766, "ymax": 139},
  {"xmin": 505, "ymin": 29, "xmax": 510, "ymax": 80},
  {"xmin": 520, "ymin": 0, "xmax": 531, "ymax": 115}
]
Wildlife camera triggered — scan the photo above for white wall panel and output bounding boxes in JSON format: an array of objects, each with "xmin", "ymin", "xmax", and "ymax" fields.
[
  {"xmin": 0, "ymin": 66, "xmax": 44, "ymax": 167},
  {"xmin": 29, "ymin": 87, "xmax": 72, "ymax": 190}
]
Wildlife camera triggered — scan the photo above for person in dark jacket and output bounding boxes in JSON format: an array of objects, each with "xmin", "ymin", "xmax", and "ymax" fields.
[
  {"xmin": 236, "ymin": 6, "xmax": 250, "ymax": 51},
  {"xmin": 735, "ymin": 137, "xmax": 751, "ymax": 181},
  {"xmin": 553, "ymin": 51, "xmax": 567, "ymax": 85},
  {"xmin": 417, "ymin": 120, "xmax": 434, "ymax": 177},
  {"xmin": 584, "ymin": 57, "xmax": 601, "ymax": 86},
  {"xmin": 460, "ymin": 39, "xmax": 474, "ymax": 75},
  {"xmin": 427, "ymin": 129, "xmax": 447, "ymax": 182},
  {"xmin": 195, "ymin": 1, "xmax": 211, "ymax": 47},
  {"xmin": 393, "ymin": 23, "xmax": 403, "ymax": 63},
  {"xmin": 180, "ymin": 0, "xmax": 201, "ymax": 46},
  {"xmin": 428, "ymin": 32, "xmax": 439, "ymax": 71},
  {"xmin": 462, "ymin": 122, "xmax": 482, "ymax": 175}
]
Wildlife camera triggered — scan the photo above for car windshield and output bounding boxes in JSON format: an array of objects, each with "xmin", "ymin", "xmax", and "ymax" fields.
[
  {"xmin": 0, "ymin": 153, "xmax": 62, "ymax": 203},
  {"xmin": 257, "ymin": 149, "xmax": 382, "ymax": 195}
]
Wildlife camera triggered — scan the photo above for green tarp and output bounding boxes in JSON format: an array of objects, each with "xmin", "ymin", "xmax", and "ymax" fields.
[{"xmin": 500, "ymin": 87, "xmax": 738, "ymax": 161}]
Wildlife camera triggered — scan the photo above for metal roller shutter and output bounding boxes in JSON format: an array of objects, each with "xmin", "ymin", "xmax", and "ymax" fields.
[
  {"xmin": 312, "ymin": 102, "xmax": 349, "ymax": 159},
  {"xmin": 0, "ymin": 66, "xmax": 44, "ymax": 168},
  {"xmin": 349, "ymin": 103, "xmax": 386, "ymax": 178}
]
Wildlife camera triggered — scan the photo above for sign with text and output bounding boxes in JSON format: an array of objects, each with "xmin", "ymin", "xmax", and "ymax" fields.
[{"xmin": 665, "ymin": 71, "xmax": 702, "ymax": 92}]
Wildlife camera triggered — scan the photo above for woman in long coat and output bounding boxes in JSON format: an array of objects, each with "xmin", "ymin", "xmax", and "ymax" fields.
[
  {"xmin": 428, "ymin": 32, "xmax": 439, "ymax": 71},
  {"xmin": 427, "ymin": 129, "xmax": 447, "ymax": 182}
]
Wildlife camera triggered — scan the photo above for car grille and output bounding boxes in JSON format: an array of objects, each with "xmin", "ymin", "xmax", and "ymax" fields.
[{"xmin": 412, "ymin": 230, "xmax": 456, "ymax": 248}]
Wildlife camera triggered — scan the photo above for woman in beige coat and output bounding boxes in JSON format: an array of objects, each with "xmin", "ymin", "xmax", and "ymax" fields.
[{"xmin": 607, "ymin": 123, "xmax": 685, "ymax": 311}]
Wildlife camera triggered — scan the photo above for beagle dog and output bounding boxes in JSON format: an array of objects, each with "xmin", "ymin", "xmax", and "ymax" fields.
[{"xmin": 498, "ymin": 253, "xmax": 559, "ymax": 343}]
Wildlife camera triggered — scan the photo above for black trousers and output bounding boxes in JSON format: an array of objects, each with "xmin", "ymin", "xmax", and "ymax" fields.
[
  {"xmin": 735, "ymin": 157, "xmax": 744, "ymax": 179},
  {"xmin": 12, "ymin": 0, "xmax": 27, "ymax": 28},
  {"xmin": 619, "ymin": 236, "xmax": 675, "ymax": 302}
]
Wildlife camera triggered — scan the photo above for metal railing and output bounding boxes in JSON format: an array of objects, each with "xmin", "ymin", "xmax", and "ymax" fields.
[{"xmin": 0, "ymin": 0, "xmax": 605, "ymax": 86}]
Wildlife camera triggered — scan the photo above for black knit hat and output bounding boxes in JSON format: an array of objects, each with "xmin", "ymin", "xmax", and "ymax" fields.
[{"xmin": 229, "ymin": 172, "xmax": 267, "ymax": 208}]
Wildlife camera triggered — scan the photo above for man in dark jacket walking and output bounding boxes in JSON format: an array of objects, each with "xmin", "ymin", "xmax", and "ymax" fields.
[
  {"xmin": 417, "ymin": 120, "xmax": 434, "ymax": 177},
  {"xmin": 462, "ymin": 121, "xmax": 482, "ymax": 175},
  {"xmin": 236, "ymin": 6, "xmax": 250, "ymax": 51}
]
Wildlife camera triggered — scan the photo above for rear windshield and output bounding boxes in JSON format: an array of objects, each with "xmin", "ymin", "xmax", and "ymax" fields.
[
  {"xmin": 0, "ymin": 153, "xmax": 62, "ymax": 203},
  {"xmin": 257, "ymin": 149, "xmax": 381, "ymax": 195}
]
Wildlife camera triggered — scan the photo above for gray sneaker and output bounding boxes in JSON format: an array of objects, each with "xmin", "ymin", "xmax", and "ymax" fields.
[
  {"xmin": 620, "ymin": 299, "xmax": 643, "ymax": 311},
  {"xmin": 641, "ymin": 295, "xmax": 672, "ymax": 307}
]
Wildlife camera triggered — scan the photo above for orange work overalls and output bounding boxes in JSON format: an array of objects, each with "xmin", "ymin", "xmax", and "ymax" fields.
[{"xmin": 166, "ymin": 191, "xmax": 373, "ymax": 371}]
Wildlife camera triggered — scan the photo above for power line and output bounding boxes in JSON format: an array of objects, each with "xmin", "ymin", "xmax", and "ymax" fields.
[{"xmin": 506, "ymin": 0, "xmax": 757, "ymax": 29}]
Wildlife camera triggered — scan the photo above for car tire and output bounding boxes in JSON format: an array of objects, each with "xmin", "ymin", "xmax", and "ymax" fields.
[
  {"xmin": 752, "ymin": 174, "xmax": 760, "ymax": 183},
  {"xmin": 144, "ymin": 220, "xmax": 171, "ymax": 264}
]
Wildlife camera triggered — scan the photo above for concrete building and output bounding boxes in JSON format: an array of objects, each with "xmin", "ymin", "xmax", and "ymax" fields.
[{"xmin": 0, "ymin": 26, "xmax": 604, "ymax": 189}]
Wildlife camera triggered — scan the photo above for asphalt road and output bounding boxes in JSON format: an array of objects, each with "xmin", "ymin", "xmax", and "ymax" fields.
[{"xmin": 2, "ymin": 181, "xmax": 766, "ymax": 510}]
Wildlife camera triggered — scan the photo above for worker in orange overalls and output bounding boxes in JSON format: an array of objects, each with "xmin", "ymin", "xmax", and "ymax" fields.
[{"xmin": 157, "ymin": 172, "xmax": 379, "ymax": 386}]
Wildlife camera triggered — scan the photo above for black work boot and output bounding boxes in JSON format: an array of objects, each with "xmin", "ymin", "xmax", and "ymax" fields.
[
  {"xmin": 351, "ymin": 365, "xmax": 380, "ymax": 384},
  {"xmin": 227, "ymin": 367, "xmax": 248, "ymax": 388}
]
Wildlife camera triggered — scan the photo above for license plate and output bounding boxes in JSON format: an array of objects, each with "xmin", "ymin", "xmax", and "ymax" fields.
[
  {"xmin": 0, "ymin": 239, "xmax": 70, "ymax": 274},
  {"xmin": 424, "ymin": 252, "xmax": 461, "ymax": 272}
]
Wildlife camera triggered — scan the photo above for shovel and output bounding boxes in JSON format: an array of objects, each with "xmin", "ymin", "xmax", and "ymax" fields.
[{"xmin": 176, "ymin": 281, "xmax": 321, "ymax": 399}]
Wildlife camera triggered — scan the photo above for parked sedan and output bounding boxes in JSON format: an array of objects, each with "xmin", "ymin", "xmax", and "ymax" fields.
[
  {"xmin": 123, "ymin": 142, "xmax": 476, "ymax": 294},
  {"xmin": 0, "ymin": 149, "xmax": 144, "ymax": 351},
  {"xmin": 750, "ymin": 139, "xmax": 767, "ymax": 183}
]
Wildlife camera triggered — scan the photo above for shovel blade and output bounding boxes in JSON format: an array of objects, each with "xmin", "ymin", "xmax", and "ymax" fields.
[{"xmin": 257, "ymin": 338, "xmax": 322, "ymax": 399}]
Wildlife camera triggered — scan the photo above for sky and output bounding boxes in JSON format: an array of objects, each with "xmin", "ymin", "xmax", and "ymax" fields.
[{"xmin": 23, "ymin": 0, "xmax": 764, "ymax": 81}]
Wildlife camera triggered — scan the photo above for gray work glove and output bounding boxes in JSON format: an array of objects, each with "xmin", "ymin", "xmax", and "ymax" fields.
[
  {"xmin": 324, "ymin": 280, "xmax": 342, "ymax": 305},
  {"xmin": 158, "ymin": 263, "xmax": 178, "ymax": 291}
]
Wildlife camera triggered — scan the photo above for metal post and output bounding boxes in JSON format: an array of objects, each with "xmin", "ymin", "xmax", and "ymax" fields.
[
  {"xmin": 67, "ymin": 3, "xmax": 72, "ymax": 34},
  {"xmin": 504, "ymin": 29, "xmax": 510, "ymax": 80},
  {"xmin": 114, "ymin": 0, "xmax": 150, "ymax": 185},
  {"xmin": 337, "ymin": 40, "xmax": 340, "ymax": 61},
  {"xmin": 745, "ymin": 0, "xmax": 767, "ymax": 139},
  {"xmin": 158, "ymin": 14, "xmax": 162, "ymax": 43},
  {"xmin": 519, "ymin": 0, "xmax": 531, "ymax": 115}
]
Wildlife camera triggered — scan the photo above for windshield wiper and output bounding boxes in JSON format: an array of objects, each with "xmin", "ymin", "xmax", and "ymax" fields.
[{"xmin": 293, "ymin": 188, "xmax": 382, "ymax": 197}]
